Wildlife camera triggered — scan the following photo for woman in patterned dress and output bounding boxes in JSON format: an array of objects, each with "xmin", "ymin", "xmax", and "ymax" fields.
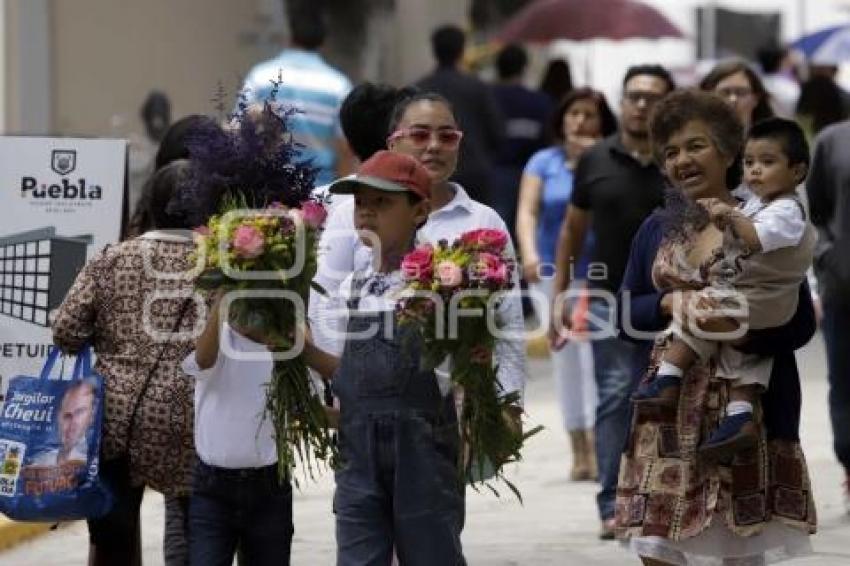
[
  {"xmin": 52, "ymin": 160, "xmax": 201, "ymax": 566},
  {"xmin": 615, "ymin": 90, "xmax": 817, "ymax": 565}
]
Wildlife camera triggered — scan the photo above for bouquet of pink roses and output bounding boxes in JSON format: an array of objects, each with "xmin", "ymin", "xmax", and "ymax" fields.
[
  {"xmin": 193, "ymin": 196, "xmax": 335, "ymax": 481},
  {"xmin": 397, "ymin": 229, "xmax": 540, "ymax": 496}
]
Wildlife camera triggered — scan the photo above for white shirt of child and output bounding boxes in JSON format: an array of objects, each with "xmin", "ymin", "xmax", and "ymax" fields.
[
  {"xmin": 181, "ymin": 323, "xmax": 277, "ymax": 469},
  {"xmin": 739, "ymin": 194, "xmax": 806, "ymax": 252}
]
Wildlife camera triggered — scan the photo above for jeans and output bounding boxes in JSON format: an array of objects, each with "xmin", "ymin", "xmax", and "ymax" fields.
[
  {"xmin": 334, "ymin": 415, "xmax": 464, "ymax": 566},
  {"xmin": 189, "ymin": 460, "xmax": 293, "ymax": 566},
  {"xmin": 822, "ymin": 302, "xmax": 850, "ymax": 472},
  {"xmin": 587, "ymin": 298, "xmax": 639, "ymax": 520}
]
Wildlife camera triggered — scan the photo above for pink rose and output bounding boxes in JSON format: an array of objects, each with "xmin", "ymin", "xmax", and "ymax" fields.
[
  {"xmin": 476, "ymin": 252, "xmax": 509, "ymax": 286},
  {"xmin": 460, "ymin": 229, "xmax": 509, "ymax": 253},
  {"xmin": 231, "ymin": 225, "xmax": 265, "ymax": 259},
  {"xmin": 300, "ymin": 200, "xmax": 328, "ymax": 229},
  {"xmin": 436, "ymin": 260, "xmax": 463, "ymax": 288},
  {"xmin": 401, "ymin": 245, "xmax": 434, "ymax": 282}
]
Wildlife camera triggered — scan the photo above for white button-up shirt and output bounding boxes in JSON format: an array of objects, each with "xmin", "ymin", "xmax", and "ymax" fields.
[{"xmin": 309, "ymin": 183, "xmax": 526, "ymax": 404}]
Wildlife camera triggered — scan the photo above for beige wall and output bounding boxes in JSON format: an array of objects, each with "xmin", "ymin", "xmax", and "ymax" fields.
[
  {"xmin": 6, "ymin": 0, "xmax": 471, "ymax": 137},
  {"xmin": 50, "ymin": 0, "xmax": 271, "ymax": 138},
  {"xmin": 4, "ymin": 0, "xmax": 52, "ymax": 135}
]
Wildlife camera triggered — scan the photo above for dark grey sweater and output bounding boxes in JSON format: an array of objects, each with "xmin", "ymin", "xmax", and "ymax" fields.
[{"xmin": 807, "ymin": 120, "xmax": 850, "ymax": 305}]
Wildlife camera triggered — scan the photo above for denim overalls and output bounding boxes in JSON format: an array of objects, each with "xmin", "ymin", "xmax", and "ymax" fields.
[{"xmin": 332, "ymin": 276, "xmax": 465, "ymax": 566}]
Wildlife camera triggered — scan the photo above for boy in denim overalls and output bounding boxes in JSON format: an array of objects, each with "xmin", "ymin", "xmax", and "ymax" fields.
[{"xmin": 304, "ymin": 150, "xmax": 465, "ymax": 565}]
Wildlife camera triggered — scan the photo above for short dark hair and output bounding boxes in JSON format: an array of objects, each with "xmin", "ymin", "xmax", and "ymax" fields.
[
  {"xmin": 623, "ymin": 64, "xmax": 676, "ymax": 93},
  {"xmin": 340, "ymin": 83, "xmax": 419, "ymax": 162},
  {"xmin": 496, "ymin": 44, "xmax": 528, "ymax": 80},
  {"xmin": 387, "ymin": 91, "xmax": 455, "ymax": 134},
  {"xmin": 756, "ymin": 45, "xmax": 787, "ymax": 74},
  {"xmin": 141, "ymin": 91, "xmax": 170, "ymax": 123},
  {"xmin": 551, "ymin": 87, "xmax": 618, "ymax": 142},
  {"xmin": 540, "ymin": 59, "xmax": 573, "ymax": 103},
  {"xmin": 124, "ymin": 115, "xmax": 221, "ymax": 238},
  {"xmin": 288, "ymin": 9, "xmax": 325, "ymax": 50},
  {"xmin": 147, "ymin": 160, "xmax": 194, "ymax": 230},
  {"xmin": 796, "ymin": 75, "xmax": 848, "ymax": 135},
  {"xmin": 155, "ymin": 114, "xmax": 219, "ymax": 171},
  {"xmin": 431, "ymin": 25, "xmax": 465, "ymax": 67},
  {"xmin": 747, "ymin": 117, "xmax": 810, "ymax": 169},
  {"xmin": 699, "ymin": 60, "xmax": 774, "ymax": 124},
  {"xmin": 649, "ymin": 89, "xmax": 743, "ymax": 169}
]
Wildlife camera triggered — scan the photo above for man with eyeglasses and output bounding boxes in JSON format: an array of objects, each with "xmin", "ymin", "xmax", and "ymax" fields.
[{"xmin": 549, "ymin": 64, "xmax": 675, "ymax": 540}]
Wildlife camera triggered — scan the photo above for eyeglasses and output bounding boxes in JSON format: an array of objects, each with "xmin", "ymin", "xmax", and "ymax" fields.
[
  {"xmin": 623, "ymin": 91, "xmax": 665, "ymax": 106},
  {"xmin": 716, "ymin": 87, "xmax": 753, "ymax": 101},
  {"xmin": 388, "ymin": 127, "xmax": 464, "ymax": 149}
]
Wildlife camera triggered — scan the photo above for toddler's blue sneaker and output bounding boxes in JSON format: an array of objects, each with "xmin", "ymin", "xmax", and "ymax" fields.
[
  {"xmin": 699, "ymin": 412, "xmax": 757, "ymax": 463},
  {"xmin": 632, "ymin": 373, "xmax": 680, "ymax": 406}
]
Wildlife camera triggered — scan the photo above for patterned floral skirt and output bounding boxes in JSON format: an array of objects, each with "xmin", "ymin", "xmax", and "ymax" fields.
[{"xmin": 614, "ymin": 333, "xmax": 817, "ymax": 564}]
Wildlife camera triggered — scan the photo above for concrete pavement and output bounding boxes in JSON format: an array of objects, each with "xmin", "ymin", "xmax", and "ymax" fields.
[{"xmin": 2, "ymin": 334, "xmax": 848, "ymax": 565}]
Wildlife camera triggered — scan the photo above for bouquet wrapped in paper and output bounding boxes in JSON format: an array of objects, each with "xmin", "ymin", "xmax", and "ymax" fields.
[{"xmin": 396, "ymin": 229, "xmax": 541, "ymax": 496}]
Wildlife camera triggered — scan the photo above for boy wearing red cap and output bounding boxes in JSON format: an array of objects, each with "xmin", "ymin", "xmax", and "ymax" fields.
[{"xmin": 304, "ymin": 150, "xmax": 465, "ymax": 565}]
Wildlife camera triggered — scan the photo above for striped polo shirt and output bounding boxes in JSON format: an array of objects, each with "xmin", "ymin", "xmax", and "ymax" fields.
[{"xmin": 242, "ymin": 49, "xmax": 352, "ymax": 186}]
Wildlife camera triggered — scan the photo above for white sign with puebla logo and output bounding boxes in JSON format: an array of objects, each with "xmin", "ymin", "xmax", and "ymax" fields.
[{"xmin": 0, "ymin": 137, "xmax": 126, "ymax": 398}]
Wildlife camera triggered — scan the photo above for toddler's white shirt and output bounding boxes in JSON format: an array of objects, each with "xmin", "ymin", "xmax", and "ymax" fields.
[{"xmin": 739, "ymin": 195, "xmax": 806, "ymax": 253}]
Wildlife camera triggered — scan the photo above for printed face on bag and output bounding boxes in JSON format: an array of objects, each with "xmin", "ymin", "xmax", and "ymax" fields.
[{"xmin": 56, "ymin": 382, "xmax": 94, "ymax": 463}]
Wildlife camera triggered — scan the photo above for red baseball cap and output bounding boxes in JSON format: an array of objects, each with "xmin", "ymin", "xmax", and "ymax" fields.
[{"xmin": 328, "ymin": 150, "xmax": 431, "ymax": 200}]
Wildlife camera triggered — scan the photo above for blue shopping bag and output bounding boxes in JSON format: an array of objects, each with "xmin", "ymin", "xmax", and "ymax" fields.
[{"xmin": 0, "ymin": 345, "xmax": 113, "ymax": 521}]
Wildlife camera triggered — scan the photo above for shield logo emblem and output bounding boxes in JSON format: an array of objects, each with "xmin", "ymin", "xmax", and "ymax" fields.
[{"xmin": 51, "ymin": 150, "xmax": 77, "ymax": 176}]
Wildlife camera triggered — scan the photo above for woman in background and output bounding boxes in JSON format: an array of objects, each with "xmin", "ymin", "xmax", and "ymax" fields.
[
  {"xmin": 700, "ymin": 60, "xmax": 774, "ymax": 130},
  {"xmin": 516, "ymin": 87, "xmax": 617, "ymax": 480}
]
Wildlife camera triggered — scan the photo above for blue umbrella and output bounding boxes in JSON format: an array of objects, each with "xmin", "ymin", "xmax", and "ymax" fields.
[{"xmin": 792, "ymin": 24, "xmax": 850, "ymax": 64}]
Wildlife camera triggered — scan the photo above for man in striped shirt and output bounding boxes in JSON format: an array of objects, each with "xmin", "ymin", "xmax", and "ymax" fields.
[{"xmin": 240, "ymin": 9, "xmax": 353, "ymax": 186}]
